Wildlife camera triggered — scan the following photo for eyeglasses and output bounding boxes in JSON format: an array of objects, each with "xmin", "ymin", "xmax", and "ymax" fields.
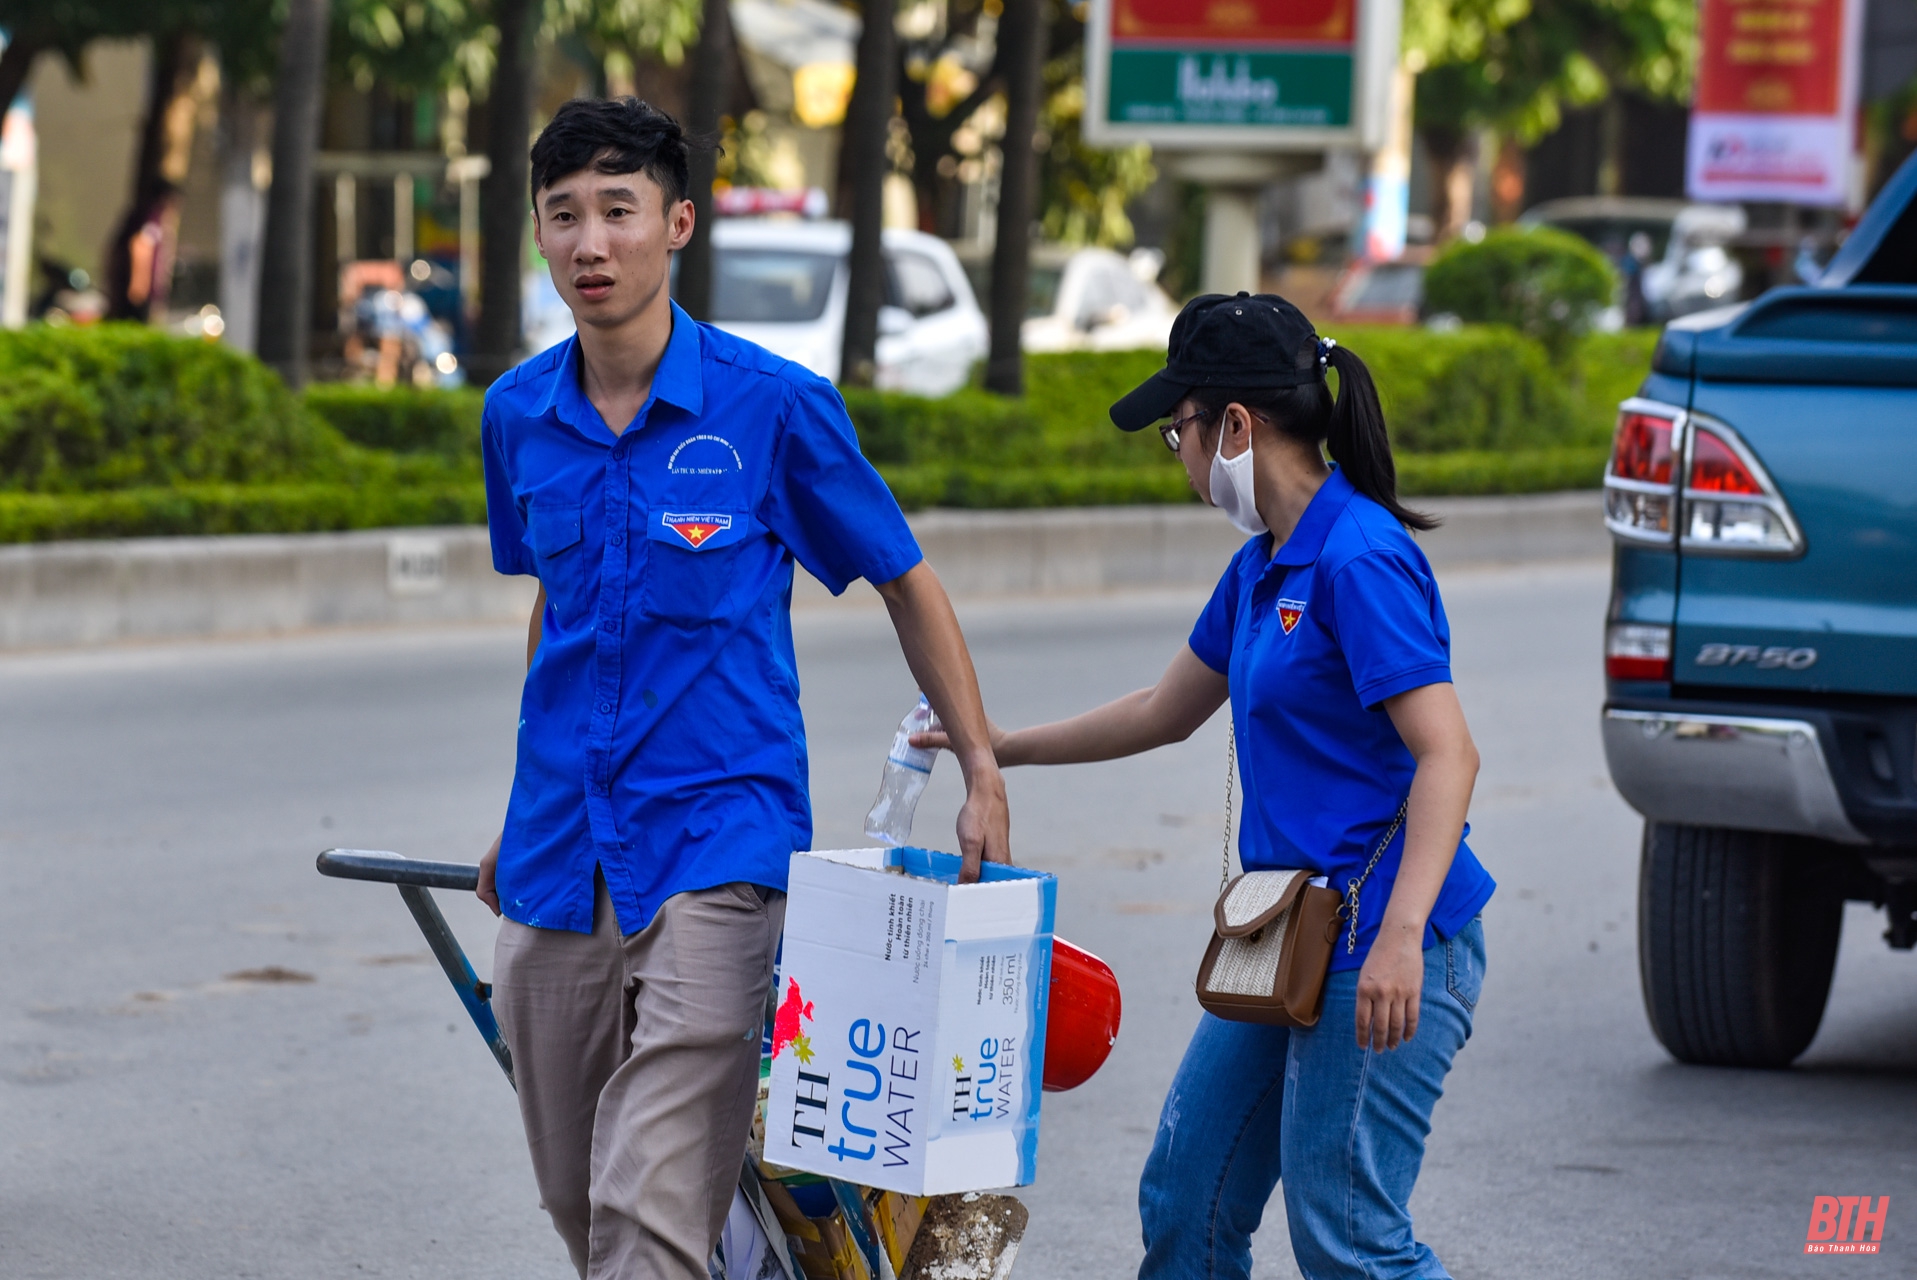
[{"xmin": 1159, "ymin": 407, "xmax": 1213, "ymax": 454}]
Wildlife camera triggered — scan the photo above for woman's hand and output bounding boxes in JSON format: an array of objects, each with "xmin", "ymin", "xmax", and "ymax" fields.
[
  {"xmin": 910, "ymin": 716, "xmax": 1007, "ymax": 760},
  {"xmin": 911, "ymin": 647, "xmax": 1228, "ymax": 770},
  {"xmin": 1353, "ymin": 927, "xmax": 1423, "ymax": 1050}
]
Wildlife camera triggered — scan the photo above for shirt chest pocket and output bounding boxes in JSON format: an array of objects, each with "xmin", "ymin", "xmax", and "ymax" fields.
[
  {"xmin": 640, "ymin": 508, "xmax": 755, "ymax": 626},
  {"xmin": 527, "ymin": 502, "xmax": 586, "ymax": 621}
]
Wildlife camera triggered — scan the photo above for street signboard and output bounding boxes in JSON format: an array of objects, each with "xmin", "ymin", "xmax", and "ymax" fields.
[
  {"xmin": 1084, "ymin": 0, "xmax": 1398, "ymax": 152},
  {"xmin": 1686, "ymin": 0, "xmax": 1861, "ymax": 205}
]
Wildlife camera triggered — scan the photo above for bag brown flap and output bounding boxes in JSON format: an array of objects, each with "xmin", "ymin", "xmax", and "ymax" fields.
[{"xmin": 1213, "ymin": 870, "xmax": 1311, "ymax": 938}]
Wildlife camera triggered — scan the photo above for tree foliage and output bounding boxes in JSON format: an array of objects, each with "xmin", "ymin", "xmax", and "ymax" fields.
[
  {"xmin": 1036, "ymin": 36, "xmax": 1155, "ymax": 247},
  {"xmin": 332, "ymin": 0, "xmax": 495, "ymax": 94},
  {"xmin": 550, "ymin": 0, "xmax": 702, "ymax": 83},
  {"xmin": 1408, "ymin": 0, "xmax": 1697, "ymax": 143}
]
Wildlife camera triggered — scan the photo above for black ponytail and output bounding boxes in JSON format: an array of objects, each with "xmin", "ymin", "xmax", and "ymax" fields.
[
  {"xmin": 1190, "ymin": 339, "xmax": 1436, "ymax": 532},
  {"xmin": 1324, "ymin": 345, "xmax": 1435, "ymax": 531}
]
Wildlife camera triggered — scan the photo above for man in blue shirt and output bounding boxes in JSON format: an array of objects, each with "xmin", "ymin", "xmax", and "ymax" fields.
[{"xmin": 475, "ymin": 99, "xmax": 1009, "ymax": 1280}]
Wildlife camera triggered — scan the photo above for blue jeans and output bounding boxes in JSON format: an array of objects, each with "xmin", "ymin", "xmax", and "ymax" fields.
[{"xmin": 1139, "ymin": 917, "xmax": 1485, "ymax": 1280}]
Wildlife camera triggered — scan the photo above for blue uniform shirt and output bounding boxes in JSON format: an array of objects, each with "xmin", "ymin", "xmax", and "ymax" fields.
[
  {"xmin": 1188, "ymin": 467, "xmax": 1495, "ymax": 972},
  {"xmin": 482, "ymin": 304, "xmax": 923, "ymax": 935}
]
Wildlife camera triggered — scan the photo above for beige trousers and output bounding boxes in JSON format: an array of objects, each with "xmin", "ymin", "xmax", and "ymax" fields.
[{"xmin": 493, "ymin": 873, "xmax": 785, "ymax": 1280}]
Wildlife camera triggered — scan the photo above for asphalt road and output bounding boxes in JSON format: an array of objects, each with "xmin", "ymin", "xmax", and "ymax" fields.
[{"xmin": 5, "ymin": 559, "xmax": 1916, "ymax": 1280}]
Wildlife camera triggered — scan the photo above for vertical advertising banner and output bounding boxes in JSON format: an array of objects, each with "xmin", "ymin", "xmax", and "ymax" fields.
[{"xmin": 1686, "ymin": 0, "xmax": 1861, "ymax": 205}]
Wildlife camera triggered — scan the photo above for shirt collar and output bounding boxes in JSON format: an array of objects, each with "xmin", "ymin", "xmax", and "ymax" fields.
[
  {"xmin": 537, "ymin": 300, "xmax": 706, "ymax": 433},
  {"xmin": 1268, "ymin": 466, "xmax": 1357, "ymax": 569},
  {"xmin": 651, "ymin": 301, "xmax": 705, "ymax": 415}
]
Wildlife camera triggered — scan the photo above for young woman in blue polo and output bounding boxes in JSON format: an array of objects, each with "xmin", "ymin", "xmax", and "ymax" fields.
[{"xmin": 923, "ymin": 294, "xmax": 1493, "ymax": 1278}]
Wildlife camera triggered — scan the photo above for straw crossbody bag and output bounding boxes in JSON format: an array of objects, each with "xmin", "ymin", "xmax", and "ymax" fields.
[{"xmin": 1195, "ymin": 729, "xmax": 1408, "ymax": 1027}]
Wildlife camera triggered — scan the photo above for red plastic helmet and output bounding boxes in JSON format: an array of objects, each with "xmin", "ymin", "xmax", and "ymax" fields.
[{"xmin": 1042, "ymin": 938, "xmax": 1122, "ymax": 1091}]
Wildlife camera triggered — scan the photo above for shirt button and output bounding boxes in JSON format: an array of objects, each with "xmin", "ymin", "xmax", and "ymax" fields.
[
  {"xmin": 598, "ymin": 701, "xmax": 613, "ymax": 713},
  {"xmin": 609, "ymin": 533, "xmax": 625, "ymax": 547}
]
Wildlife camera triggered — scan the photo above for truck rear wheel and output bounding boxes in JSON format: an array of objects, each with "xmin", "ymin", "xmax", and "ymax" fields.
[{"xmin": 1638, "ymin": 822, "xmax": 1842, "ymax": 1068}]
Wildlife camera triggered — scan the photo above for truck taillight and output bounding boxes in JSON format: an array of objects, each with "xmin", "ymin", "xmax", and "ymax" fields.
[
  {"xmin": 1603, "ymin": 400, "xmax": 1805, "ymax": 558},
  {"xmin": 1606, "ymin": 623, "xmax": 1672, "ymax": 681},
  {"xmin": 1604, "ymin": 399, "xmax": 1682, "ymax": 543},
  {"xmin": 1688, "ymin": 429, "xmax": 1762, "ymax": 494},
  {"xmin": 1613, "ymin": 410, "xmax": 1675, "ymax": 483},
  {"xmin": 1682, "ymin": 422, "xmax": 1804, "ymax": 556}
]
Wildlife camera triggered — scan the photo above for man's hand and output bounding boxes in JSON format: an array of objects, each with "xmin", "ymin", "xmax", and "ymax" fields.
[
  {"xmin": 954, "ymin": 754, "xmax": 1011, "ymax": 884},
  {"xmin": 477, "ymin": 833, "xmax": 502, "ymax": 917},
  {"xmin": 1353, "ymin": 926, "xmax": 1422, "ymax": 1050},
  {"xmin": 874, "ymin": 562, "xmax": 1011, "ymax": 883}
]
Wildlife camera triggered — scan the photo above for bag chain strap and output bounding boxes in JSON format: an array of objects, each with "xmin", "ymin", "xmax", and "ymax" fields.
[
  {"xmin": 1220, "ymin": 725, "xmax": 1236, "ymax": 894},
  {"xmin": 1343, "ymin": 798, "xmax": 1411, "ymax": 954}
]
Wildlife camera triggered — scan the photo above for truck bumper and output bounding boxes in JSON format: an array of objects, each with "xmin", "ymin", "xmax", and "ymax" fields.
[{"xmin": 1602, "ymin": 707, "xmax": 1869, "ymax": 844}]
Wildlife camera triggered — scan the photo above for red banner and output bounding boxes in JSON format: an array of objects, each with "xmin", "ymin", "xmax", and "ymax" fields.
[
  {"xmin": 1696, "ymin": 0, "xmax": 1845, "ymax": 116},
  {"xmin": 1110, "ymin": 0, "xmax": 1355, "ymax": 46}
]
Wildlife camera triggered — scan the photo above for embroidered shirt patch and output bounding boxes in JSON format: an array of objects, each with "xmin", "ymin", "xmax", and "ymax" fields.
[{"xmin": 661, "ymin": 512, "xmax": 733, "ymax": 548}]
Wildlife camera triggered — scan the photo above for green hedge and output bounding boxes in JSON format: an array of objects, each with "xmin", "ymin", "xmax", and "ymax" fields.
[
  {"xmin": 0, "ymin": 323, "xmax": 1652, "ymax": 541},
  {"xmin": 0, "ymin": 449, "xmax": 1610, "ymax": 538},
  {"xmin": 848, "ymin": 330, "xmax": 1646, "ymax": 471},
  {"xmin": 303, "ymin": 382, "xmax": 485, "ymax": 461},
  {"xmin": 875, "ymin": 464, "xmax": 1194, "ymax": 511},
  {"xmin": 873, "ymin": 447, "xmax": 1610, "ymax": 513},
  {"xmin": 0, "ymin": 324, "xmax": 354, "ymax": 492},
  {"xmin": 0, "ymin": 482, "xmax": 487, "ymax": 543},
  {"xmin": 1396, "ymin": 445, "xmax": 1610, "ymax": 496},
  {"xmin": 1423, "ymin": 227, "xmax": 1620, "ymax": 358}
]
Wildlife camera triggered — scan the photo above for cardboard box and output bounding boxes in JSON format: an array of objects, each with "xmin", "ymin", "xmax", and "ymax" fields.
[{"xmin": 765, "ymin": 848, "xmax": 1057, "ymax": 1195}]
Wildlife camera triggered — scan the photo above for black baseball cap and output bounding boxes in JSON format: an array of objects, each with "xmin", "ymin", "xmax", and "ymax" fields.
[{"xmin": 1109, "ymin": 292, "xmax": 1325, "ymax": 432}]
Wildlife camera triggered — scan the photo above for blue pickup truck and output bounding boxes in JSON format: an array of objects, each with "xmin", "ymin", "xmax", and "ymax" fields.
[{"xmin": 1600, "ymin": 152, "xmax": 1917, "ymax": 1068}]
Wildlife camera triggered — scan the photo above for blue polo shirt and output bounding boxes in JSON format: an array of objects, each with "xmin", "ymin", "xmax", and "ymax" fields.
[
  {"xmin": 1188, "ymin": 468, "xmax": 1495, "ymax": 972},
  {"xmin": 481, "ymin": 304, "xmax": 923, "ymax": 935}
]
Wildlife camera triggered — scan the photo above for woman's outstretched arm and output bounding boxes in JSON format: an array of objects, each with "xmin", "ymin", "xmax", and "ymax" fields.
[{"xmin": 916, "ymin": 645, "xmax": 1230, "ymax": 768}]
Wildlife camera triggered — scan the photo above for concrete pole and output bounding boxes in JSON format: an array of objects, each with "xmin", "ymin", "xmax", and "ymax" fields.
[
  {"xmin": 217, "ymin": 90, "xmax": 266, "ymax": 351},
  {"xmin": 393, "ymin": 175, "xmax": 413, "ymax": 265},
  {"xmin": 1359, "ymin": 64, "xmax": 1414, "ymax": 261},
  {"xmin": 446, "ymin": 155, "xmax": 491, "ymax": 325},
  {"xmin": 1167, "ymin": 154, "xmax": 1293, "ymax": 297},
  {"xmin": 335, "ymin": 174, "xmax": 356, "ymax": 266},
  {"xmin": 1201, "ymin": 186, "xmax": 1262, "ymax": 296},
  {"xmin": 1, "ymin": 113, "xmax": 36, "ymax": 328}
]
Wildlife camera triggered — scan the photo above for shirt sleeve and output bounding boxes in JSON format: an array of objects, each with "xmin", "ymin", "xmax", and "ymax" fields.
[
  {"xmin": 759, "ymin": 377, "xmax": 923, "ymax": 595},
  {"xmin": 482, "ymin": 401, "xmax": 535, "ymax": 577},
  {"xmin": 1330, "ymin": 549, "xmax": 1453, "ymax": 709},
  {"xmin": 1187, "ymin": 550, "xmax": 1246, "ymax": 675}
]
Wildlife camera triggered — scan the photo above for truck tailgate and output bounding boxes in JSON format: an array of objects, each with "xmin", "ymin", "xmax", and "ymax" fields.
[{"xmin": 1676, "ymin": 383, "xmax": 1917, "ymax": 695}]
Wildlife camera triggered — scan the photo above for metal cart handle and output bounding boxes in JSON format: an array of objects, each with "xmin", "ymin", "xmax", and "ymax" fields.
[
  {"xmin": 316, "ymin": 847, "xmax": 512, "ymax": 1087},
  {"xmin": 316, "ymin": 848, "xmax": 480, "ymax": 891}
]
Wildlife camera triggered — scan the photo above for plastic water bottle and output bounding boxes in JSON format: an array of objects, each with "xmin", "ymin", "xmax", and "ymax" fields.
[{"xmin": 864, "ymin": 694, "xmax": 941, "ymax": 845}]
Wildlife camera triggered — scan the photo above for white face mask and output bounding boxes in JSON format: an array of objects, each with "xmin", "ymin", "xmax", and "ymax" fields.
[{"xmin": 1208, "ymin": 423, "xmax": 1267, "ymax": 536}]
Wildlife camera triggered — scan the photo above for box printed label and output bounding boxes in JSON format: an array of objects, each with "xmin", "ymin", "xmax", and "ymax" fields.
[{"xmin": 765, "ymin": 849, "xmax": 1054, "ymax": 1195}]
